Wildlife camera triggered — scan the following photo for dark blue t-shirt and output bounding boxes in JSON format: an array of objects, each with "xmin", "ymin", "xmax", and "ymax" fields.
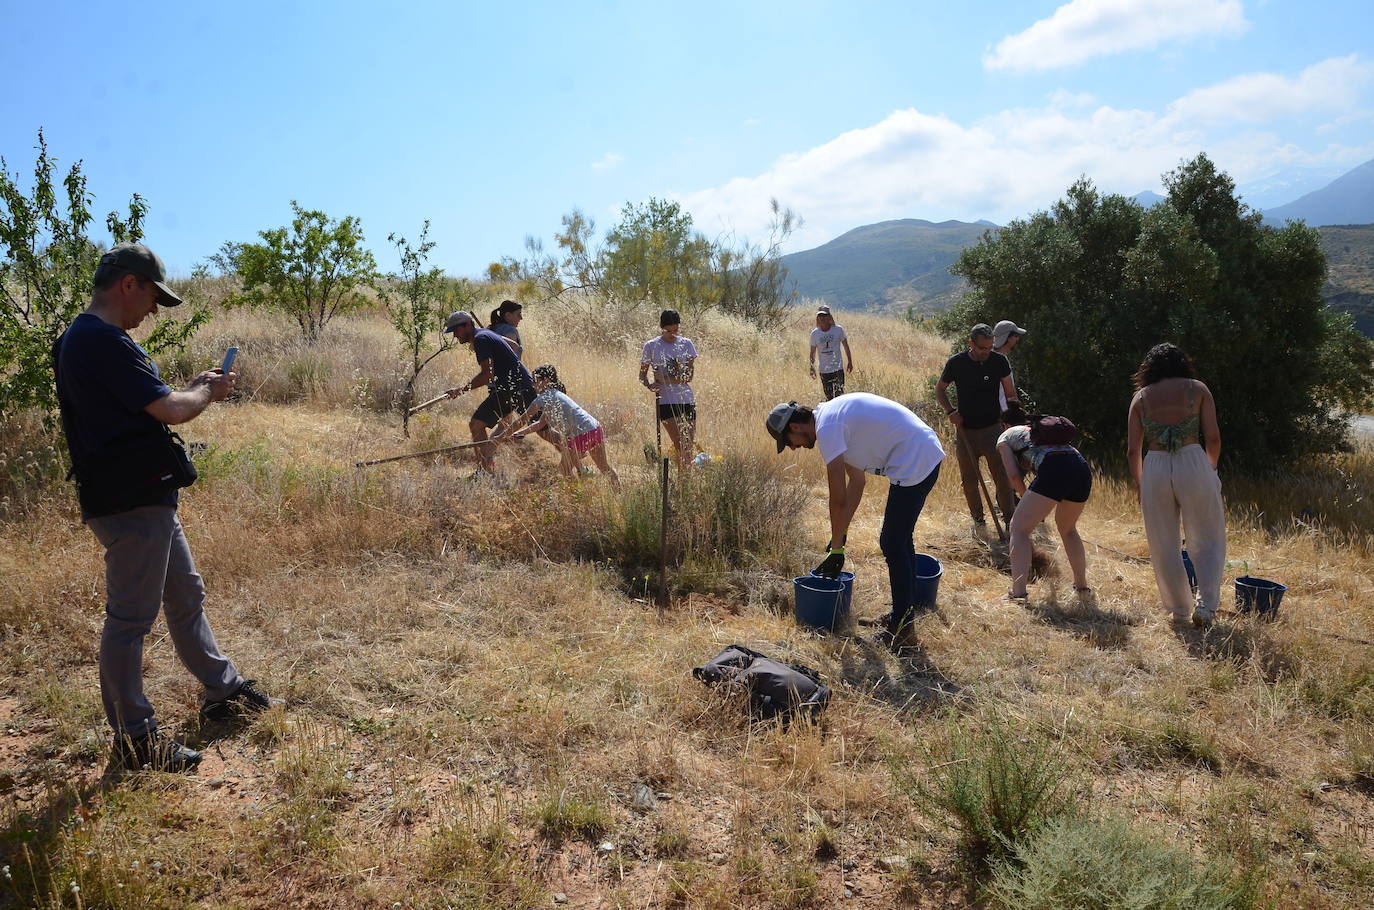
[
  {"xmin": 473, "ymin": 328, "xmax": 533, "ymax": 392},
  {"xmin": 53, "ymin": 313, "xmax": 177, "ymax": 516}
]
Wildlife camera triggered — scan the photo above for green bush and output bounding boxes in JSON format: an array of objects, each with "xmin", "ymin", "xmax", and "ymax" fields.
[
  {"xmin": 895, "ymin": 716, "xmax": 1076, "ymax": 870},
  {"xmin": 985, "ymin": 815, "xmax": 1262, "ymax": 910},
  {"xmin": 594, "ymin": 453, "xmax": 809, "ymax": 588},
  {"xmin": 941, "ymin": 154, "xmax": 1374, "ymax": 470}
]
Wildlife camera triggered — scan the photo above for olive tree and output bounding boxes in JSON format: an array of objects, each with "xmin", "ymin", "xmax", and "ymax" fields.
[{"xmin": 941, "ymin": 154, "xmax": 1374, "ymax": 470}]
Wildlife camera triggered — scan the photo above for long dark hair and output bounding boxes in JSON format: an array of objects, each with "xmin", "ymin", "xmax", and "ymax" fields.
[
  {"xmin": 1133, "ymin": 343, "xmax": 1196, "ymax": 389},
  {"xmin": 532, "ymin": 363, "xmax": 567, "ymax": 394}
]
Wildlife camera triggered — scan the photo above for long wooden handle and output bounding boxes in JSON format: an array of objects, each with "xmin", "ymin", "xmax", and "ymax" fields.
[
  {"xmin": 355, "ymin": 439, "xmax": 485, "ymax": 468},
  {"xmin": 407, "ymin": 393, "xmax": 451, "ymax": 416}
]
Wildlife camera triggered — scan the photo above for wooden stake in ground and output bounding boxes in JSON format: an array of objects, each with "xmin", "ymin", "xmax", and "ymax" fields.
[
  {"xmin": 658, "ymin": 456, "xmax": 670, "ymax": 612},
  {"xmin": 958, "ymin": 430, "xmax": 1007, "ymax": 541},
  {"xmin": 355, "ymin": 439, "xmax": 486, "ymax": 468}
]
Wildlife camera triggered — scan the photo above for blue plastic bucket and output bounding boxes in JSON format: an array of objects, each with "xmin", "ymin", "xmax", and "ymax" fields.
[
  {"xmin": 1235, "ymin": 576, "xmax": 1286, "ymax": 618},
  {"xmin": 1181, "ymin": 549, "xmax": 1198, "ymax": 593},
  {"xmin": 912, "ymin": 554, "xmax": 943, "ymax": 610},
  {"xmin": 793, "ymin": 575, "xmax": 847, "ymax": 632},
  {"xmin": 810, "ymin": 569, "xmax": 855, "ymax": 616}
]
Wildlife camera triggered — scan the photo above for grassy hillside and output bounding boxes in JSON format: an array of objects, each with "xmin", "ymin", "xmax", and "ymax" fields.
[
  {"xmin": 1319, "ymin": 225, "xmax": 1374, "ymax": 336},
  {"xmin": 780, "ymin": 219, "xmax": 994, "ymax": 315},
  {"xmin": 2, "ymin": 305, "xmax": 1373, "ymax": 908}
]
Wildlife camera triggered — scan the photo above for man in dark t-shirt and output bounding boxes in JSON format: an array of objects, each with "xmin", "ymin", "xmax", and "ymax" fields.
[
  {"xmin": 442, "ymin": 310, "xmax": 543, "ymax": 475},
  {"xmin": 935, "ymin": 323, "xmax": 1020, "ymax": 528},
  {"xmin": 53, "ymin": 243, "xmax": 278, "ymax": 772}
]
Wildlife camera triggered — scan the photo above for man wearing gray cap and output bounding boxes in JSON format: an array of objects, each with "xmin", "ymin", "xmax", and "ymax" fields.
[
  {"xmin": 52, "ymin": 243, "xmax": 278, "ymax": 773},
  {"xmin": 992, "ymin": 319, "xmax": 1026, "ymax": 412},
  {"xmin": 766, "ymin": 393, "xmax": 943, "ymax": 640}
]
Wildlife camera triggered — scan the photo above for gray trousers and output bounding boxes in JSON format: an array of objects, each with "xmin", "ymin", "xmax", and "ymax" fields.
[{"xmin": 86, "ymin": 505, "xmax": 242, "ymax": 736}]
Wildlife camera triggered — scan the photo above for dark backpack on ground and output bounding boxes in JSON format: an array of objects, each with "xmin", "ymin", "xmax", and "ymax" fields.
[
  {"xmin": 692, "ymin": 644, "xmax": 831, "ymax": 722},
  {"xmin": 1029, "ymin": 415, "xmax": 1079, "ymax": 446}
]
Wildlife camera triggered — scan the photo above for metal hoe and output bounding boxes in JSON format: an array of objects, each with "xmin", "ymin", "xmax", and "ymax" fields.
[{"xmin": 355, "ymin": 439, "xmax": 486, "ymax": 468}]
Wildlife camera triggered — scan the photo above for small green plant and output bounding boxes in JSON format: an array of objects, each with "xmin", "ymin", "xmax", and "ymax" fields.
[
  {"xmin": 984, "ymin": 815, "xmax": 1263, "ymax": 910},
  {"xmin": 895, "ymin": 715, "xmax": 1076, "ymax": 871},
  {"xmin": 425, "ymin": 796, "xmax": 544, "ymax": 909},
  {"xmin": 535, "ymin": 788, "xmax": 610, "ymax": 842}
]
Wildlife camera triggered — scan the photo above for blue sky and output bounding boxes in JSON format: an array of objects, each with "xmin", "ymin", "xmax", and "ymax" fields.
[{"xmin": 3, "ymin": 0, "xmax": 1372, "ymax": 276}]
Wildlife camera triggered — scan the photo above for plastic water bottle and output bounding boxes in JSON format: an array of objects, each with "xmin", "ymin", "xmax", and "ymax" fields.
[{"xmin": 692, "ymin": 452, "xmax": 712, "ymax": 467}]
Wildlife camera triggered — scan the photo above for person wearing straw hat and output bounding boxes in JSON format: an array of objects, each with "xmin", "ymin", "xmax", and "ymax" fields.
[
  {"xmin": 52, "ymin": 243, "xmax": 280, "ymax": 772},
  {"xmin": 935, "ymin": 323, "xmax": 1020, "ymax": 531},
  {"xmin": 766, "ymin": 393, "xmax": 944, "ymax": 640},
  {"xmin": 992, "ymin": 319, "xmax": 1026, "ymax": 412},
  {"xmin": 808, "ymin": 304, "xmax": 853, "ymax": 400}
]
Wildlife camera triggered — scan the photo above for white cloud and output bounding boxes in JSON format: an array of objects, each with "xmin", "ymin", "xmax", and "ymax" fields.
[
  {"xmin": 985, "ymin": 0, "xmax": 1247, "ymax": 72},
  {"xmin": 591, "ymin": 152, "xmax": 624, "ymax": 171},
  {"xmin": 1167, "ymin": 55, "xmax": 1374, "ymax": 124},
  {"xmin": 677, "ymin": 56, "xmax": 1373, "ymax": 249}
]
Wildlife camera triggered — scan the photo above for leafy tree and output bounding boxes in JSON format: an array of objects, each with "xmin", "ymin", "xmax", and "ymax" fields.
[
  {"xmin": 941, "ymin": 154, "xmax": 1374, "ymax": 470},
  {"xmin": 602, "ymin": 197, "xmax": 715, "ymax": 308},
  {"xmin": 229, "ymin": 201, "xmax": 377, "ymax": 342},
  {"xmin": 0, "ymin": 129, "xmax": 205, "ymax": 419},
  {"xmin": 385, "ymin": 222, "xmax": 470, "ymax": 435},
  {"xmin": 488, "ymin": 197, "xmax": 800, "ymax": 329}
]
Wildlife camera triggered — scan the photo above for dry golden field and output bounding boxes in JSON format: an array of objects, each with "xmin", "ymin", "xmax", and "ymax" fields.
[{"xmin": 2, "ymin": 303, "xmax": 1372, "ymax": 909}]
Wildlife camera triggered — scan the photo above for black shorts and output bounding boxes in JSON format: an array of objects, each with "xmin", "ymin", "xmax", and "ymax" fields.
[
  {"xmin": 657, "ymin": 402, "xmax": 696, "ymax": 422},
  {"xmin": 819, "ymin": 369, "xmax": 845, "ymax": 400},
  {"xmin": 1029, "ymin": 451, "xmax": 1093, "ymax": 503},
  {"xmin": 472, "ymin": 383, "xmax": 536, "ymax": 429}
]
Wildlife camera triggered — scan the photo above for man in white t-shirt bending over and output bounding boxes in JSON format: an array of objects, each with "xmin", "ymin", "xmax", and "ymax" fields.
[
  {"xmin": 767, "ymin": 393, "xmax": 944, "ymax": 639},
  {"xmin": 808, "ymin": 305, "xmax": 853, "ymax": 400}
]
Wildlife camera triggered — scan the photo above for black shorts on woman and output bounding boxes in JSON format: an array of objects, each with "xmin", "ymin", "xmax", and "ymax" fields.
[
  {"xmin": 657, "ymin": 402, "xmax": 696, "ymax": 422},
  {"xmin": 1029, "ymin": 450, "xmax": 1092, "ymax": 502}
]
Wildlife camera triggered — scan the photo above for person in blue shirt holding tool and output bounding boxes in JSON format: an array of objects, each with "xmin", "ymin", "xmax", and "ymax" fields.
[{"xmin": 53, "ymin": 243, "xmax": 279, "ymax": 773}]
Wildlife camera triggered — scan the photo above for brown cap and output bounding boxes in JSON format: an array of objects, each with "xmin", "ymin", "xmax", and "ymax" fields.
[{"xmin": 97, "ymin": 243, "xmax": 182, "ymax": 306}]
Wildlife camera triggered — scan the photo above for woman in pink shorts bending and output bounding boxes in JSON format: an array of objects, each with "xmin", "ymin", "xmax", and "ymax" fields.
[{"xmin": 498, "ymin": 364, "xmax": 620, "ymax": 488}]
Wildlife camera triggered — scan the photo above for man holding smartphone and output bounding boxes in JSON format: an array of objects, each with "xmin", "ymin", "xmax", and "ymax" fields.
[{"xmin": 52, "ymin": 243, "xmax": 278, "ymax": 772}]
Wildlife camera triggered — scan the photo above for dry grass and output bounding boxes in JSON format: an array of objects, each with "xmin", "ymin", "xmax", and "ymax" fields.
[{"xmin": 1, "ymin": 303, "xmax": 1372, "ymax": 908}]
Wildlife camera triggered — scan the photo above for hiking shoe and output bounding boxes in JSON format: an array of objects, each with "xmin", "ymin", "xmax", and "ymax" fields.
[
  {"xmin": 1191, "ymin": 607, "xmax": 1215, "ymax": 629},
  {"xmin": 201, "ymin": 679, "xmax": 282, "ymax": 724},
  {"xmin": 112, "ymin": 730, "xmax": 202, "ymax": 773}
]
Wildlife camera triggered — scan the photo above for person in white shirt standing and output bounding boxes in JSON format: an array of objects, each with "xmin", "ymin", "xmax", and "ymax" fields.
[
  {"xmin": 766, "ymin": 393, "xmax": 944, "ymax": 640},
  {"xmin": 808, "ymin": 305, "xmax": 853, "ymax": 400},
  {"xmin": 639, "ymin": 309, "xmax": 699, "ymax": 469}
]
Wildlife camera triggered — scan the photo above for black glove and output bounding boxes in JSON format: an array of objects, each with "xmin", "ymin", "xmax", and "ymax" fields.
[{"xmin": 814, "ymin": 549, "xmax": 845, "ymax": 578}]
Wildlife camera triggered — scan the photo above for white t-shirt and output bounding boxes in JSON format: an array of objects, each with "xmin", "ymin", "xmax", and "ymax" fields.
[
  {"xmin": 814, "ymin": 393, "xmax": 944, "ymax": 486},
  {"xmin": 533, "ymin": 389, "xmax": 599, "ymax": 438},
  {"xmin": 810, "ymin": 325, "xmax": 847, "ymax": 374},
  {"xmin": 641, "ymin": 336, "xmax": 698, "ymax": 405}
]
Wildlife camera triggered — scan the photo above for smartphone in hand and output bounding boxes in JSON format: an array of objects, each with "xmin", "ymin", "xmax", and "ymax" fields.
[{"xmin": 222, "ymin": 346, "xmax": 238, "ymax": 373}]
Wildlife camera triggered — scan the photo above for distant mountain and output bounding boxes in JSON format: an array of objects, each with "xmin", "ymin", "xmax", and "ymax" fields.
[
  {"xmin": 1133, "ymin": 190, "xmax": 1165, "ymax": 208},
  {"xmin": 781, "ymin": 219, "xmax": 996, "ymax": 313},
  {"xmin": 1264, "ymin": 158, "xmax": 1374, "ymax": 226}
]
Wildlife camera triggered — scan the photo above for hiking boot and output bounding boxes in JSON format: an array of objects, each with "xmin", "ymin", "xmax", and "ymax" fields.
[
  {"xmin": 201, "ymin": 680, "xmax": 282, "ymax": 724},
  {"xmin": 112, "ymin": 729, "xmax": 202, "ymax": 773}
]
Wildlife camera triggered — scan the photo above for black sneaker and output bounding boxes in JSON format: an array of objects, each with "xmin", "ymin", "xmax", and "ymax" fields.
[
  {"xmin": 200, "ymin": 679, "xmax": 282, "ymax": 724},
  {"xmin": 112, "ymin": 730, "xmax": 202, "ymax": 772}
]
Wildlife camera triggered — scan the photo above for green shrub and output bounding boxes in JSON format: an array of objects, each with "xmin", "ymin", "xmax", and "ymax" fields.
[
  {"xmin": 895, "ymin": 716, "xmax": 1076, "ymax": 870},
  {"xmin": 594, "ymin": 453, "xmax": 809, "ymax": 588},
  {"xmin": 535, "ymin": 789, "xmax": 610, "ymax": 842},
  {"xmin": 985, "ymin": 815, "xmax": 1262, "ymax": 910}
]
